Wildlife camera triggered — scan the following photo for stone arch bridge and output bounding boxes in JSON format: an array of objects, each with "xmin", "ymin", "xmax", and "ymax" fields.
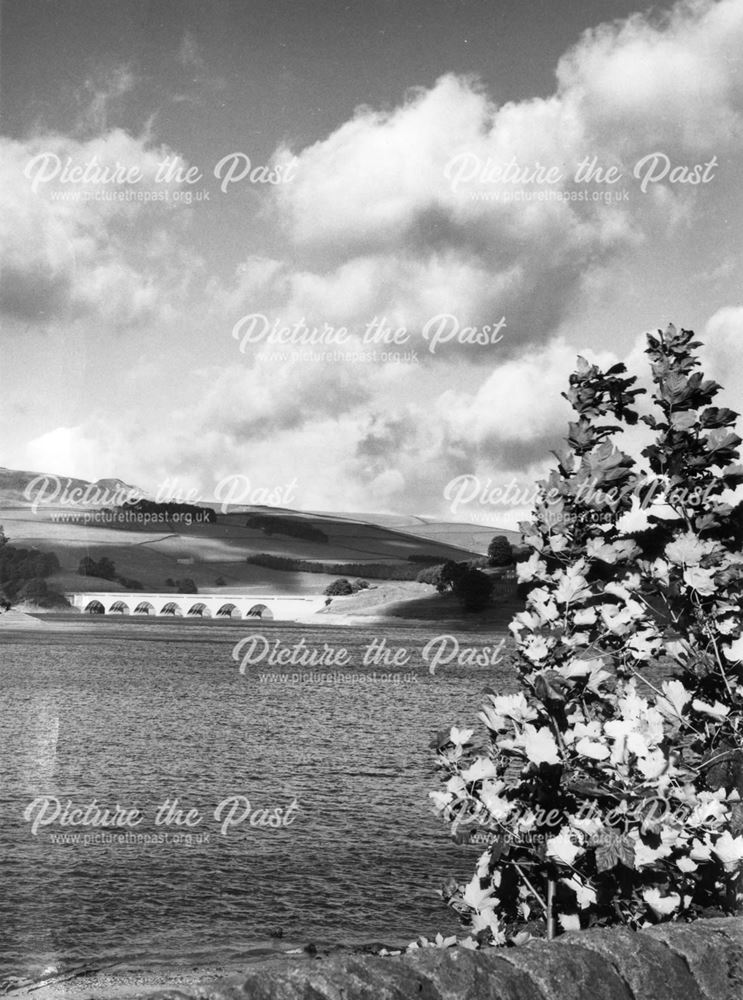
[{"xmin": 67, "ymin": 592, "xmax": 328, "ymax": 620}]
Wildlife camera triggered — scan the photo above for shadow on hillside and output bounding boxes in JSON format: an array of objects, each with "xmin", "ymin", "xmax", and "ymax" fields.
[{"xmin": 372, "ymin": 589, "xmax": 524, "ymax": 628}]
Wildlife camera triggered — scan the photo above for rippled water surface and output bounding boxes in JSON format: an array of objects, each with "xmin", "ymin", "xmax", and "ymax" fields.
[{"xmin": 0, "ymin": 622, "xmax": 514, "ymax": 983}]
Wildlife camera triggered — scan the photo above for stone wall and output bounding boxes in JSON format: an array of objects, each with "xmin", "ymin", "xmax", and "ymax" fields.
[{"xmin": 155, "ymin": 917, "xmax": 742, "ymax": 1000}]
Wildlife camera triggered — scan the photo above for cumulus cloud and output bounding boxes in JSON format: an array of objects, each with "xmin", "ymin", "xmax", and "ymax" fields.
[
  {"xmin": 236, "ymin": 0, "xmax": 743, "ymax": 363},
  {"xmin": 0, "ymin": 129, "xmax": 196, "ymax": 327},
  {"xmin": 8, "ymin": 0, "xmax": 743, "ymax": 524}
]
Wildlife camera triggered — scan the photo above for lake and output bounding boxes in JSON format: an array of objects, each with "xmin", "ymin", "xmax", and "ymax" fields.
[{"xmin": 0, "ymin": 621, "xmax": 515, "ymax": 988}]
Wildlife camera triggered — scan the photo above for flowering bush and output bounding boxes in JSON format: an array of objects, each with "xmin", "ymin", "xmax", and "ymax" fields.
[{"xmin": 430, "ymin": 326, "xmax": 743, "ymax": 947}]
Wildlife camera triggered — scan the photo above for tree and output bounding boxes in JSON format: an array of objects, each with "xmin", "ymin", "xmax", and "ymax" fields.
[
  {"xmin": 177, "ymin": 578, "xmax": 198, "ymax": 594},
  {"xmin": 96, "ymin": 557, "xmax": 117, "ymax": 580},
  {"xmin": 324, "ymin": 578, "xmax": 354, "ymax": 596},
  {"xmin": 438, "ymin": 560, "xmax": 466, "ymax": 593},
  {"xmin": 453, "ymin": 567, "xmax": 493, "ymax": 612},
  {"xmin": 78, "ymin": 556, "xmax": 98, "ymax": 577},
  {"xmin": 487, "ymin": 535, "xmax": 513, "ymax": 567},
  {"xmin": 416, "ymin": 563, "xmax": 444, "ymax": 587},
  {"xmin": 430, "ymin": 327, "xmax": 743, "ymax": 949},
  {"xmin": 78, "ymin": 556, "xmax": 116, "ymax": 580},
  {"xmin": 20, "ymin": 578, "xmax": 48, "ymax": 600}
]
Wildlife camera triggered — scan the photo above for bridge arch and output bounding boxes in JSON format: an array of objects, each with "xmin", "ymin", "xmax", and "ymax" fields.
[
  {"xmin": 133, "ymin": 601, "xmax": 156, "ymax": 615},
  {"xmin": 246, "ymin": 603, "xmax": 274, "ymax": 619},
  {"xmin": 187, "ymin": 602, "xmax": 211, "ymax": 617},
  {"xmin": 216, "ymin": 603, "xmax": 240, "ymax": 618},
  {"xmin": 160, "ymin": 601, "xmax": 184, "ymax": 616},
  {"xmin": 109, "ymin": 600, "xmax": 130, "ymax": 615},
  {"xmin": 84, "ymin": 599, "xmax": 105, "ymax": 615}
]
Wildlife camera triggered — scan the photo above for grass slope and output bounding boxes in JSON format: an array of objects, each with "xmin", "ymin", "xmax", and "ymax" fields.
[{"xmin": 1, "ymin": 469, "xmax": 519, "ymax": 598}]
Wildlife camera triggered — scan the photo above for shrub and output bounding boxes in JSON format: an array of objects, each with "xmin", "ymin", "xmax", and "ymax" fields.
[
  {"xmin": 0, "ymin": 540, "xmax": 61, "ymax": 602},
  {"xmin": 245, "ymin": 513, "xmax": 328, "ymax": 544},
  {"xmin": 416, "ymin": 564, "xmax": 445, "ymax": 586},
  {"xmin": 487, "ymin": 535, "xmax": 514, "ymax": 567},
  {"xmin": 430, "ymin": 327, "xmax": 743, "ymax": 949},
  {"xmin": 246, "ymin": 554, "xmax": 428, "ymax": 581},
  {"xmin": 324, "ymin": 578, "xmax": 354, "ymax": 596},
  {"xmin": 452, "ymin": 567, "xmax": 493, "ymax": 612},
  {"xmin": 177, "ymin": 578, "xmax": 198, "ymax": 594},
  {"xmin": 20, "ymin": 578, "xmax": 48, "ymax": 600},
  {"xmin": 77, "ymin": 556, "xmax": 116, "ymax": 580}
]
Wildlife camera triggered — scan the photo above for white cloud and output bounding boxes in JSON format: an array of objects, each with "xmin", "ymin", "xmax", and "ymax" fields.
[
  {"xmin": 9, "ymin": 0, "xmax": 743, "ymax": 522},
  {"xmin": 0, "ymin": 130, "xmax": 196, "ymax": 327}
]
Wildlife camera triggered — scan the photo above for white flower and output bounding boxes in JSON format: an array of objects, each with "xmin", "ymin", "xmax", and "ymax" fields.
[
  {"xmin": 642, "ymin": 888, "xmax": 681, "ymax": 916},
  {"xmin": 712, "ymin": 831, "xmax": 743, "ymax": 872},
  {"xmin": 546, "ymin": 831, "xmax": 583, "ymax": 866}
]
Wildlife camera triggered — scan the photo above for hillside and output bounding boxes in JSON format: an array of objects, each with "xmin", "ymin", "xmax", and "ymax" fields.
[{"xmin": 0, "ymin": 468, "xmax": 520, "ymax": 599}]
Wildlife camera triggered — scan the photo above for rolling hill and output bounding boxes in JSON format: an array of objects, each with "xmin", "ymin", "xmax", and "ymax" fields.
[{"xmin": 0, "ymin": 467, "xmax": 519, "ymax": 598}]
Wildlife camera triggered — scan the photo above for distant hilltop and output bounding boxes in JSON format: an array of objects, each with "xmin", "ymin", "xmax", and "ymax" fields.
[{"xmin": 0, "ymin": 467, "xmax": 144, "ymax": 508}]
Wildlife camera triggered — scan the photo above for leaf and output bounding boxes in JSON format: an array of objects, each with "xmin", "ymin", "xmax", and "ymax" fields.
[
  {"xmin": 502, "ymin": 757, "xmax": 526, "ymax": 786},
  {"xmin": 670, "ymin": 411, "xmax": 697, "ymax": 432},
  {"xmin": 534, "ymin": 671, "xmax": 569, "ymax": 704},
  {"xmin": 595, "ymin": 835, "xmax": 635, "ymax": 873}
]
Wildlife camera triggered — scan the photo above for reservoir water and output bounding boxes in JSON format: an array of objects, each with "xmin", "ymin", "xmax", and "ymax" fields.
[{"xmin": 0, "ymin": 621, "xmax": 514, "ymax": 986}]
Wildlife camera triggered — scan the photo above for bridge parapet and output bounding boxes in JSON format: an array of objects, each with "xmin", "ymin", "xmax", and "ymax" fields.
[{"xmin": 66, "ymin": 592, "xmax": 327, "ymax": 620}]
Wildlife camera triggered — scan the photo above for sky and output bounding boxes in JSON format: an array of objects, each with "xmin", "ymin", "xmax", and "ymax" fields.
[{"xmin": 1, "ymin": 0, "xmax": 742, "ymax": 527}]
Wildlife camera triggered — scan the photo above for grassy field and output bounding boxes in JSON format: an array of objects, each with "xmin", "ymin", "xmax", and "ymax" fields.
[{"xmin": 1, "ymin": 467, "xmax": 519, "ymax": 604}]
